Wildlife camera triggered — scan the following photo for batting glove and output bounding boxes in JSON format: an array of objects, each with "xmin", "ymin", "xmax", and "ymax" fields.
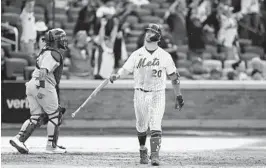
[
  {"xmin": 175, "ymin": 95, "xmax": 184, "ymax": 111},
  {"xmin": 110, "ymin": 74, "xmax": 120, "ymax": 83}
]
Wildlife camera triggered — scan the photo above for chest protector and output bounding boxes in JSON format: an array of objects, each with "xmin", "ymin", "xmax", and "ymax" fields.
[{"xmin": 36, "ymin": 47, "xmax": 64, "ymax": 85}]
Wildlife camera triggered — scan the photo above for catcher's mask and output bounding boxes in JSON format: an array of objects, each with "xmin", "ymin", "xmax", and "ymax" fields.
[
  {"xmin": 44, "ymin": 28, "xmax": 68, "ymax": 50},
  {"xmin": 145, "ymin": 23, "xmax": 161, "ymax": 42}
]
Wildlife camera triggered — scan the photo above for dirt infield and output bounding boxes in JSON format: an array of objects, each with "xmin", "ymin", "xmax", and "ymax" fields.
[
  {"xmin": 2, "ymin": 136, "xmax": 266, "ymax": 168},
  {"xmin": 2, "ymin": 150, "xmax": 266, "ymax": 168}
]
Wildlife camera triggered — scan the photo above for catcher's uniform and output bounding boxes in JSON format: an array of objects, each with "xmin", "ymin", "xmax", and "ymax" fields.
[
  {"xmin": 122, "ymin": 46, "xmax": 176, "ymax": 132},
  {"xmin": 27, "ymin": 46, "xmax": 64, "ymax": 116}
]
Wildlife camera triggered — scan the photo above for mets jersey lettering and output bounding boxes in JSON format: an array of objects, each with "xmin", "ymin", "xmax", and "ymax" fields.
[{"xmin": 123, "ymin": 47, "xmax": 176, "ymax": 91}]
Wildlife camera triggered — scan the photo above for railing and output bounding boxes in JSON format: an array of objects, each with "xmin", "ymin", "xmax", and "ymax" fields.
[{"xmin": 1, "ymin": 22, "xmax": 19, "ymax": 52}]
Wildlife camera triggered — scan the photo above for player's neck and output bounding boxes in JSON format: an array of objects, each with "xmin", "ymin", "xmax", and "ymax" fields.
[{"xmin": 144, "ymin": 42, "xmax": 158, "ymax": 51}]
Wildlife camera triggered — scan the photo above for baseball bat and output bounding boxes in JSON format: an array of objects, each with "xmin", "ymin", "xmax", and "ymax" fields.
[{"xmin": 71, "ymin": 78, "xmax": 110, "ymax": 118}]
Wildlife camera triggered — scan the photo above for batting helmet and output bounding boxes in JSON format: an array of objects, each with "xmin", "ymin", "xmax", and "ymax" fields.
[
  {"xmin": 145, "ymin": 23, "xmax": 161, "ymax": 42},
  {"xmin": 44, "ymin": 28, "xmax": 68, "ymax": 50}
]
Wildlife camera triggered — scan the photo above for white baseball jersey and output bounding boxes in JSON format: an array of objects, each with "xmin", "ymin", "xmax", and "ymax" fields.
[
  {"xmin": 122, "ymin": 46, "xmax": 177, "ymax": 132},
  {"xmin": 123, "ymin": 46, "xmax": 176, "ymax": 91}
]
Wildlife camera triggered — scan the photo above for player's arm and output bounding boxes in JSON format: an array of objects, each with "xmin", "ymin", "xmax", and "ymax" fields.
[
  {"xmin": 166, "ymin": 54, "xmax": 184, "ymax": 111},
  {"xmin": 110, "ymin": 52, "xmax": 135, "ymax": 83},
  {"xmin": 168, "ymin": 71, "xmax": 182, "ymax": 96},
  {"xmin": 38, "ymin": 51, "xmax": 60, "ymax": 88}
]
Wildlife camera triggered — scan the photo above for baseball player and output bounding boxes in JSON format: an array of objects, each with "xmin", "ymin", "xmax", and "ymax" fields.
[
  {"xmin": 110, "ymin": 23, "xmax": 184, "ymax": 166},
  {"xmin": 9, "ymin": 28, "xmax": 68, "ymax": 154}
]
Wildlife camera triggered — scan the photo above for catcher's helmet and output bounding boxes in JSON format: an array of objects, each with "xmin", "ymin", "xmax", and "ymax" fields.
[
  {"xmin": 44, "ymin": 28, "xmax": 68, "ymax": 50},
  {"xmin": 145, "ymin": 23, "xmax": 161, "ymax": 42}
]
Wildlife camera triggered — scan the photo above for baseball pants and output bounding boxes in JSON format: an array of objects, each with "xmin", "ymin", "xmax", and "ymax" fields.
[
  {"xmin": 134, "ymin": 89, "xmax": 165, "ymax": 132},
  {"xmin": 26, "ymin": 79, "xmax": 58, "ymax": 116}
]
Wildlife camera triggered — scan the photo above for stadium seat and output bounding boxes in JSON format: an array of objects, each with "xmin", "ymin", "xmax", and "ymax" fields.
[
  {"xmin": 176, "ymin": 60, "xmax": 191, "ymax": 69},
  {"xmin": 141, "ymin": 3, "xmax": 160, "ymax": 10},
  {"xmin": 69, "ymin": 7, "xmax": 81, "ymax": 16},
  {"xmin": 4, "ymin": 6, "xmax": 20, "ymax": 14},
  {"xmin": 64, "ymin": 29, "xmax": 73, "ymax": 38},
  {"xmin": 9, "ymin": 52, "xmax": 35, "ymax": 65},
  {"xmin": 1, "ymin": 42, "xmax": 12, "ymax": 51},
  {"xmin": 177, "ymin": 52, "xmax": 187, "ymax": 60},
  {"xmin": 153, "ymin": 8, "xmax": 166, "ymax": 18},
  {"xmin": 140, "ymin": 16, "xmax": 162, "ymax": 23},
  {"xmin": 205, "ymin": 45, "xmax": 217, "ymax": 56},
  {"xmin": 132, "ymin": 23, "xmax": 147, "ymax": 31},
  {"xmin": 177, "ymin": 45, "xmax": 188, "ymax": 53},
  {"xmin": 34, "ymin": 6, "xmax": 44, "ymax": 14},
  {"xmin": 1, "ymin": 13, "xmax": 20, "ymax": 26},
  {"xmin": 125, "ymin": 15, "xmax": 139, "ymax": 25},
  {"xmin": 63, "ymin": 22, "xmax": 75, "ymax": 30},
  {"xmin": 126, "ymin": 43, "xmax": 138, "ymax": 53},
  {"xmin": 63, "ymin": 66, "xmax": 70, "ymax": 79},
  {"xmin": 224, "ymin": 60, "xmax": 245, "ymax": 69},
  {"xmin": 244, "ymin": 46, "xmax": 264, "ymax": 57},
  {"xmin": 135, "ymin": 8, "xmax": 152, "ymax": 17},
  {"xmin": 24, "ymin": 66, "xmax": 35, "ymax": 80},
  {"xmin": 55, "ymin": 7, "xmax": 66, "ymax": 14},
  {"xmin": 128, "ymin": 30, "xmax": 143, "ymax": 37},
  {"xmin": 177, "ymin": 67, "xmax": 191, "ymax": 78},
  {"xmin": 160, "ymin": 2, "xmax": 171, "ymax": 9},
  {"xmin": 54, "ymin": 14, "xmax": 68, "ymax": 24},
  {"xmin": 241, "ymin": 52, "xmax": 260, "ymax": 61},
  {"xmin": 203, "ymin": 60, "xmax": 222, "ymax": 70},
  {"xmin": 238, "ymin": 38, "xmax": 252, "ymax": 46},
  {"xmin": 126, "ymin": 36, "xmax": 139, "ymax": 44},
  {"xmin": 53, "ymin": 21, "xmax": 62, "ymax": 29},
  {"xmin": 202, "ymin": 52, "xmax": 212, "ymax": 60},
  {"xmin": 5, "ymin": 58, "xmax": 28, "ymax": 78},
  {"xmin": 262, "ymin": 60, "xmax": 266, "ymax": 75}
]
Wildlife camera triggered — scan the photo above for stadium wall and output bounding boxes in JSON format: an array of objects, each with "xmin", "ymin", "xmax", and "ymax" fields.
[
  {"xmin": 60, "ymin": 80, "xmax": 266, "ymax": 120},
  {"xmin": 2, "ymin": 80, "xmax": 266, "ymax": 129}
]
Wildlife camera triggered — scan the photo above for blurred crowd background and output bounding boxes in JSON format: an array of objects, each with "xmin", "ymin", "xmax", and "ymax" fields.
[{"xmin": 1, "ymin": 0, "xmax": 266, "ymax": 81}]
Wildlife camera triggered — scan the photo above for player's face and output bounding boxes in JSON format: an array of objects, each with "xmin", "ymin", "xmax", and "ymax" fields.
[{"xmin": 145, "ymin": 30, "xmax": 156, "ymax": 42}]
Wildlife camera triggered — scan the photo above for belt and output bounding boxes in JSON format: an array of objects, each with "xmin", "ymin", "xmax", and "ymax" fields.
[{"xmin": 135, "ymin": 88, "xmax": 152, "ymax": 93}]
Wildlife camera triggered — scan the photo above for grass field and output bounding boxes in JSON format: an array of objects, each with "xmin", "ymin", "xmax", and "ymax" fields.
[{"xmin": 2, "ymin": 129, "xmax": 266, "ymax": 168}]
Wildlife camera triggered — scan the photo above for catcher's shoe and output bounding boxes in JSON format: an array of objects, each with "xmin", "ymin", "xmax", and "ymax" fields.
[
  {"xmin": 45, "ymin": 144, "xmax": 66, "ymax": 154},
  {"xmin": 150, "ymin": 152, "xmax": 160, "ymax": 166},
  {"xmin": 9, "ymin": 137, "xmax": 29, "ymax": 154},
  {"xmin": 139, "ymin": 147, "xmax": 149, "ymax": 164}
]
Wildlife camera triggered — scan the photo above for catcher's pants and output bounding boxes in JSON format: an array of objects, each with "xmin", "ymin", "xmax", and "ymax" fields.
[
  {"xmin": 25, "ymin": 79, "xmax": 58, "ymax": 115},
  {"xmin": 134, "ymin": 89, "xmax": 165, "ymax": 132}
]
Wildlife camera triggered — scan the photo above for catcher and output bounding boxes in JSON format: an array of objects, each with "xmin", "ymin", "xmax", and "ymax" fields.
[{"xmin": 9, "ymin": 28, "xmax": 68, "ymax": 154}]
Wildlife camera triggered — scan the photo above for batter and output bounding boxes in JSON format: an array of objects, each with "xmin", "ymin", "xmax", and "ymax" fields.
[{"xmin": 110, "ymin": 23, "xmax": 185, "ymax": 166}]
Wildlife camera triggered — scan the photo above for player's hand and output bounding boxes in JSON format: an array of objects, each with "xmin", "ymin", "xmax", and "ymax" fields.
[
  {"xmin": 175, "ymin": 95, "xmax": 184, "ymax": 111},
  {"xmin": 109, "ymin": 74, "xmax": 120, "ymax": 83},
  {"xmin": 37, "ymin": 88, "xmax": 45, "ymax": 99}
]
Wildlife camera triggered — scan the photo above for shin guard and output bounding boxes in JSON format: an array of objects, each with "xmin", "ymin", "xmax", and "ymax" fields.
[
  {"xmin": 150, "ymin": 130, "xmax": 162, "ymax": 153},
  {"xmin": 47, "ymin": 109, "xmax": 63, "ymax": 148},
  {"xmin": 17, "ymin": 114, "xmax": 46, "ymax": 142}
]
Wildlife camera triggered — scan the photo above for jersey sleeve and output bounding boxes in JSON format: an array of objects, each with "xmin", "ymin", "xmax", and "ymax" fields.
[
  {"xmin": 165, "ymin": 53, "xmax": 177, "ymax": 75},
  {"xmin": 40, "ymin": 51, "xmax": 60, "ymax": 72},
  {"xmin": 122, "ymin": 52, "xmax": 136, "ymax": 73}
]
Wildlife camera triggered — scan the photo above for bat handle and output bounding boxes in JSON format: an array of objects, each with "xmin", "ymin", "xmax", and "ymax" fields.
[{"xmin": 71, "ymin": 108, "xmax": 80, "ymax": 118}]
